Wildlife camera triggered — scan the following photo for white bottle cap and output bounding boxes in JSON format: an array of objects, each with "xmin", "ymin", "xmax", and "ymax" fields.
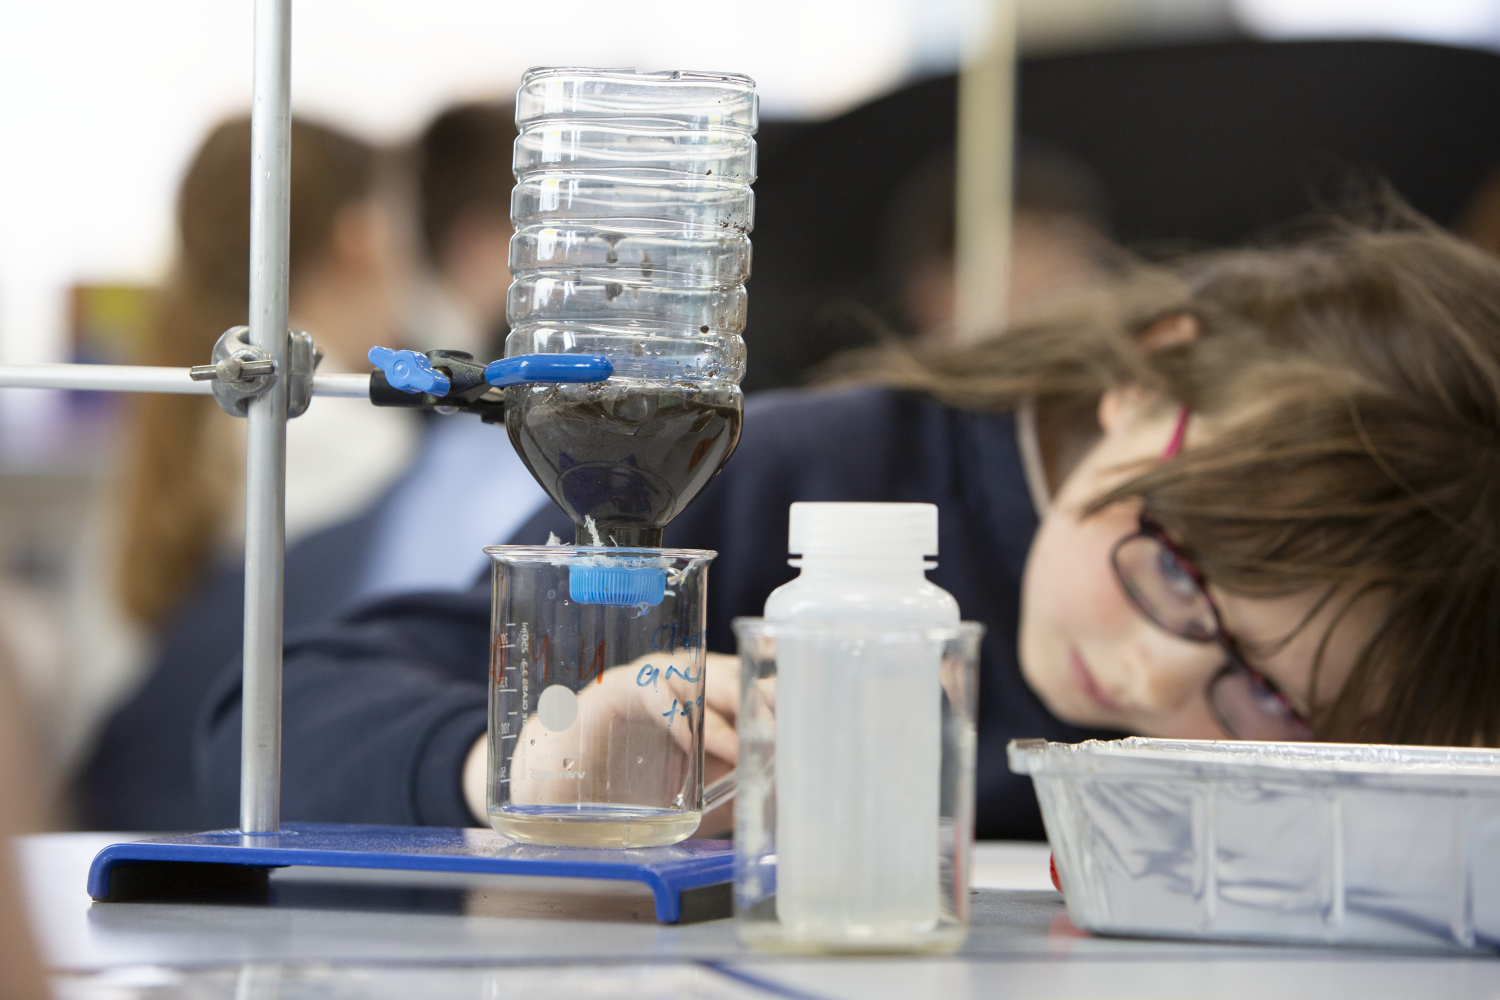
[{"xmin": 787, "ymin": 502, "xmax": 939, "ymax": 559}]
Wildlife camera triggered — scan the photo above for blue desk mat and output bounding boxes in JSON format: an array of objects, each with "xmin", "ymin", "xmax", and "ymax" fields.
[{"xmin": 88, "ymin": 822, "xmax": 735, "ymax": 923}]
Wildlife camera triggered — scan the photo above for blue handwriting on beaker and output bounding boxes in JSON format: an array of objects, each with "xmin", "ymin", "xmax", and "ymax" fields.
[
  {"xmin": 637, "ymin": 662, "xmax": 702, "ymax": 687},
  {"xmin": 652, "ymin": 622, "xmax": 706, "ymax": 652},
  {"xmin": 659, "ymin": 694, "xmax": 707, "ymax": 728}
]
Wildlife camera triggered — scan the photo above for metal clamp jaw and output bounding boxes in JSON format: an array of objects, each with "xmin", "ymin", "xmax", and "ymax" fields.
[
  {"xmin": 369, "ymin": 349, "xmax": 506, "ymax": 423},
  {"xmin": 367, "ymin": 348, "xmax": 614, "ymax": 424},
  {"xmin": 191, "ymin": 326, "xmax": 318, "ymax": 418}
]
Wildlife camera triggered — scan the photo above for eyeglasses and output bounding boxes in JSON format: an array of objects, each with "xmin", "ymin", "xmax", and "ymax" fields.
[{"xmin": 1111, "ymin": 511, "xmax": 1315, "ymax": 741}]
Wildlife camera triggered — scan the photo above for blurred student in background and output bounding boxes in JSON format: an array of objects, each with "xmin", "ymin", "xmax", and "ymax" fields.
[
  {"xmin": 406, "ymin": 101, "xmax": 517, "ymax": 358},
  {"xmin": 0, "ymin": 648, "xmax": 50, "ymax": 998},
  {"xmin": 75, "ymin": 116, "xmax": 419, "ymax": 828},
  {"xmin": 881, "ymin": 143, "xmax": 1115, "ymax": 345},
  {"xmin": 79, "ymin": 102, "xmax": 547, "ymax": 831},
  {"xmin": 350, "ymin": 101, "xmax": 548, "ymax": 606}
]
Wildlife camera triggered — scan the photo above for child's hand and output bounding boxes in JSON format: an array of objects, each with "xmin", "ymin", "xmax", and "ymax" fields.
[
  {"xmin": 701, "ymin": 651, "xmax": 741, "ymax": 766},
  {"xmin": 461, "ymin": 652, "xmax": 743, "ymax": 835},
  {"xmin": 699, "ymin": 652, "xmax": 740, "ymax": 837}
]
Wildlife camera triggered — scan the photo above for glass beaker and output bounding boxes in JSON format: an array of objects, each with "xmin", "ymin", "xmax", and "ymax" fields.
[
  {"xmin": 486, "ymin": 545, "xmax": 716, "ymax": 847},
  {"xmin": 731, "ymin": 618, "xmax": 984, "ymax": 953}
]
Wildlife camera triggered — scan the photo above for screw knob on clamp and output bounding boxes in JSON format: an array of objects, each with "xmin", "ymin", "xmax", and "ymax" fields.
[{"xmin": 368, "ymin": 347, "xmax": 450, "ymax": 396}]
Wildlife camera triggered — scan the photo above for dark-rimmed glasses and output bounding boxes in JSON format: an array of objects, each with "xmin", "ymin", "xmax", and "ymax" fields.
[{"xmin": 1110, "ymin": 513, "xmax": 1313, "ymax": 741}]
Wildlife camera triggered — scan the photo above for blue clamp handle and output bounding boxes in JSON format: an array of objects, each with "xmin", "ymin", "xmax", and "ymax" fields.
[
  {"xmin": 368, "ymin": 347, "xmax": 450, "ymax": 396},
  {"xmin": 485, "ymin": 354, "xmax": 613, "ymax": 388}
]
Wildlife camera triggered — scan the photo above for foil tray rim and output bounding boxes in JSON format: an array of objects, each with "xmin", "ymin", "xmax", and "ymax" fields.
[{"xmin": 1008, "ymin": 736, "xmax": 1500, "ymax": 785}]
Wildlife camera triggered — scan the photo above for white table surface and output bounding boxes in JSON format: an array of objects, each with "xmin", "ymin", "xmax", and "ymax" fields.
[{"xmin": 21, "ymin": 833, "xmax": 1500, "ymax": 999}]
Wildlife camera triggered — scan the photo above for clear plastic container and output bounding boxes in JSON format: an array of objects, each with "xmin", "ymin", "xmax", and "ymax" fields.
[
  {"xmin": 731, "ymin": 618, "xmax": 985, "ymax": 953},
  {"xmin": 506, "ymin": 68, "xmax": 757, "ymax": 547},
  {"xmin": 485, "ymin": 545, "xmax": 716, "ymax": 848}
]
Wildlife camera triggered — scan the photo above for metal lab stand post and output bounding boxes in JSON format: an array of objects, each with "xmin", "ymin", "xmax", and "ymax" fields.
[{"xmin": 240, "ymin": 0, "xmax": 293, "ymax": 837}]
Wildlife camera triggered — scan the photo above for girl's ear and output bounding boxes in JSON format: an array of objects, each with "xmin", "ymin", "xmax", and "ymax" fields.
[
  {"xmin": 1098, "ymin": 385, "xmax": 1143, "ymax": 434},
  {"xmin": 1100, "ymin": 313, "xmax": 1201, "ymax": 432},
  {"xmin": 1139, "ymin": 312, "xmax": 1200, "ymax": 352}
]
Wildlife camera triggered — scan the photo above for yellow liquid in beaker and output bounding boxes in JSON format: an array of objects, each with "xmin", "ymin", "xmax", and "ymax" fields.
[{"xmin": 490, "ymin": 805, "xmax": 701, "ymax": 848}]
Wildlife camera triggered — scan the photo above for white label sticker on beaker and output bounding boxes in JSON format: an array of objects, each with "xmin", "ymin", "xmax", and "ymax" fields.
[{"xmin": 537, "ymin": 684, "xmax": 579, "ymax": 732}]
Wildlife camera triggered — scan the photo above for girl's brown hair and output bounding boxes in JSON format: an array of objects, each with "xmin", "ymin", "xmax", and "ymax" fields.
[
  {"xmin": 117, "ymin": 117, "xmax": 375, "ymax": 627},
  {"xmin": 829, "ymin": 209, "xmax": 1500, "ymax": 747}
]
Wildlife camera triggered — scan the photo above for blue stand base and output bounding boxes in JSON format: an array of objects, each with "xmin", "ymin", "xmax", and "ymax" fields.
[{"xmin": 88, "ymin": 822, "xmax": 735, "ymax": 923}]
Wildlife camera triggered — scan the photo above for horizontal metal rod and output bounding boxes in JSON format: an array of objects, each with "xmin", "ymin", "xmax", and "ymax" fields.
[
  {"xmin": 0, "ymin": 363, "xmax": 372, "ymax": 399},
  {"xmin": 310, "ymin": 373, "xmax": 373, "ymax": 398},
  {"xmin": 0, "ymin": 364, "xmax": 213, "ymax": 394}
]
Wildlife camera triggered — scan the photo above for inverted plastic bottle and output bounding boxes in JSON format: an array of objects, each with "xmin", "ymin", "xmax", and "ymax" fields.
[
  {"xmin": 763, "ymin": 502, "xmax": 959, "ymax": 940},
  {"xmin": 504, "ymin": 67, "xmax": 757, "ymax": 548}
]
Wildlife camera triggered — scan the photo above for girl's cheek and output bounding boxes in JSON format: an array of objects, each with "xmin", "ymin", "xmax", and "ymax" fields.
[{"xmin": 1026, "ymin": 509, "xmax": 1136, "ymax": 639}]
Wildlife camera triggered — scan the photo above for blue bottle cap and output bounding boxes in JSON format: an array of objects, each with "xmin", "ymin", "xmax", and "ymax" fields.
[{"xmin": 569, "ymin": 564, "xmax": 667, "ymax": 607}]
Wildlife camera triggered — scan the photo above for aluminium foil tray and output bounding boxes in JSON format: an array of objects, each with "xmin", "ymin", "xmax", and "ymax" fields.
[{"xmin": 1008, "ymin": 737, "xmax": 1500, "ymax": 951}]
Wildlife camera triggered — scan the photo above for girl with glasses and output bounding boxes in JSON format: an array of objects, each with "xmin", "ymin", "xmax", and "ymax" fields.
[{"xmin": 853, "ymin": 210, "xmax": 1494, "ymax": 759}]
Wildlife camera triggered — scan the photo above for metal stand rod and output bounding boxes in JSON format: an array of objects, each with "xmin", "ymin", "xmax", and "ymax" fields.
[
  {"xmin": 241, "ymin": 0, "xmax": 292, "ymax": 835},
  {"xmin": 0, "ymin": 365, "xmax": 215, "ymax": 394},
  {"xmin": 0, "ymin": 364, "xmax": 371, "ymax": 398},
  {"xmin": 310, "ymin": 373, "xmax": 374, "ymax": 397}
]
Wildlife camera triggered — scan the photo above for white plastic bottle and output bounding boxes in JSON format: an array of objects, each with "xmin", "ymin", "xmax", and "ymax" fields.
[{"xmin": 764, "ymin": 502, "xmax": 959, "ymax": 941}]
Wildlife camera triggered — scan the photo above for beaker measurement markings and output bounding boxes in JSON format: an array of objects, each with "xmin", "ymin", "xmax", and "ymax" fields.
[{"xmin": 532, "ymin": 633, "xmax": 553, "ymax": 684}]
